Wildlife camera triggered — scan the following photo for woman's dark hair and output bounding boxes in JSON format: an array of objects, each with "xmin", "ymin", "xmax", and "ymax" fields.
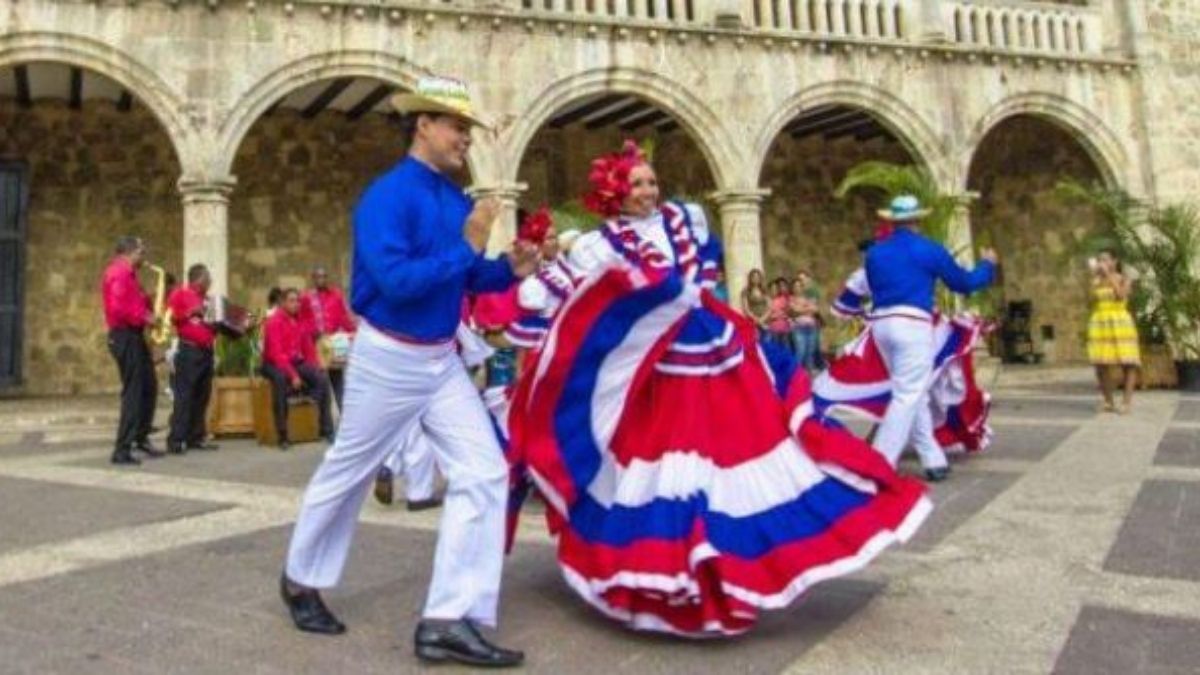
[
  {"xmin": 1098, "ymin": 248, "xmax": 1124, "ymax": 273},
  {"xmin": 267, "ymin": 286, "xmax": 283, "ymax": 307},
  {"xmin": 772, "ymin": 276, "xmax": 791, "ymax": 292}
]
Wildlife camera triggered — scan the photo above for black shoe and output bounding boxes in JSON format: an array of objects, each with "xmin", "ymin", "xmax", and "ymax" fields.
[
  {"xmin": 279, "ymin": 575, "xmax": 345, "ymax": 635},
  {"xmin": 167, "ymin": 442, "xmax": 187, "ymax": 455},
  {"xmin": 374, "ymin": 468, "xmax": 394, "ymax": 506},
  {"xmin": 136, "ymin": 440, "xmax": 166, "ymax": 459},
  {"xmin": 406, "ymin": 497, "xmax": 444, "ymax": 512},
  {"xmin": 186, "ymin": 441, "xmax": 219, "ymax": 451},
  {"xmin": 923, "ymin": 467, "xmax": 951, "ymax": 483},
  {"xmin": 414, "ymin": 619, "xmax": 523, "ymax": 668},
  {"xmin": 111, "ymin": 450, "xmax": 141, "ymax": 466}
]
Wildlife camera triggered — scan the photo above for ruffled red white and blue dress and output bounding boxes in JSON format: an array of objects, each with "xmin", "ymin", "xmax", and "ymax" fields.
[{"xmin": 507, "ymin": 201, "xmax": 932, "ymax": 637}]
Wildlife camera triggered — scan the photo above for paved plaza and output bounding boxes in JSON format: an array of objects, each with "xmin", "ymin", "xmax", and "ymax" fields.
[{"xmin": 1, "ymin": 373, "xmax": 1199, "ymax": 674}]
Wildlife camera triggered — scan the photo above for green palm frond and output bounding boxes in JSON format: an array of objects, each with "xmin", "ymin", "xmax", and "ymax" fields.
[{"xmin": 834, "ymin": 161, "xmax": 970, "ymax": 249}]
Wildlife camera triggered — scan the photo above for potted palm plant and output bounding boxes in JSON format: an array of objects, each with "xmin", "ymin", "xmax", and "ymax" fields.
[
  {"xmin": 206, "ymin": 325, "xmax": 260, "ymax": 436},
  {"xmin": 1056, "ymin": 181, "xmax": 1200, "ymax": 389}
]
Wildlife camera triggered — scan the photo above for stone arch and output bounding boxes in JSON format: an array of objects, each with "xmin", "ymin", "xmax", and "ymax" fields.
[
  {"xmin": 753, "ymin": 80, "xmax": 951, "ymax": 188},
  {"xmin": 961, "ymin": 92, "xmax": 1130, "ymax": 192},
  {"xmin": 0, "ymin": 31, "xmax": 192, "ymax": 171},
  {"xmin": 501, "ymin": 67, "xmax": 742, "ymax": 191},
  {"xmin": 214, "ymin": 50, "xmax": 457, "ymax": 178}
]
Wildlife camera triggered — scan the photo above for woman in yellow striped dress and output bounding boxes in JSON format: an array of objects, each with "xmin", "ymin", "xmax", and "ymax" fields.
[{"xmin": 1087, "ymin": 250, "xmax": 1140, "ymax": 413}]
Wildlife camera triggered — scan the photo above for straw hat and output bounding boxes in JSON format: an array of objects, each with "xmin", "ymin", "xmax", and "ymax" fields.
[
  {"xmin": 877, "ymin": 194, "xmax": 931, "ymax": 222},
  {"xmin": 390, "ymin": 76, "xmax": 491, "ymax": 129}
]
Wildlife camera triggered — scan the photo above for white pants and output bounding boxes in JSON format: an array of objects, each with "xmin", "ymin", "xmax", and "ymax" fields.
[
  {"xmin": 382, "ymin": 425, "xmax": 438, "ymax": 502},
  {"xmin": 871, "ymin": 312, "xmax": 949, "ymax": 471},
  {"xmin": 285, "ymin": 323, "xmax": 509, "ymax": 626}
]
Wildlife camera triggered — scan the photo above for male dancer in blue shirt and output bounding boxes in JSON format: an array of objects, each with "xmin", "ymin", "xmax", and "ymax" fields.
[
  {"xmin": 279, "ymin": 77, "xmax": 537, "ymax": 668},
  {"xmin": 866, "ymin": 195, "xmax": 998, "ymax": 481}
]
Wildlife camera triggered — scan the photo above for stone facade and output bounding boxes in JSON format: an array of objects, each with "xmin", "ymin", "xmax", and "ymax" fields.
[
  {"xmin": 968, "ymin": 116, "xmax": 1105, "ymax": 364},
  {"xmin": 0, "ymin": 100, "xmax": 182, "ymax": 395},
  {"xmin": 227, "ymin": 110, "xmax": 407, "ymax": 311},
  {"xmin": 0, "ymin": 0, "xmax": 1195, "ymax": 394}
]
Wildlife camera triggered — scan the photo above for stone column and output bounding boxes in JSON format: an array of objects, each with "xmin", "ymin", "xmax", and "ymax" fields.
[
  {"xmin": 946, "ymin": 196, "xmax": 978, "ymax": 313},
  {"xmin": 178, "ymin": 176, "xmax": 236, "ymax": 299},
  {"xmin": 711, "ymin": 188, "xmax": 770, "ymax": 306},
  {"xmin": 467, "ymin": 182, "xmax": 527, "ymax": 255},
  {"xmin": 914, "ymin": 0, "xmax": 948, "ymax": 43}
]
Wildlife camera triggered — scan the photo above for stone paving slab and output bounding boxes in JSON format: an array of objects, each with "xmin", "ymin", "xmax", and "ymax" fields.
[
  {"xmin": 985, "ymin": 423, "xmax": 1079, "ymax": 462},
  {"xmin": 989, "ymin": 397, "xmax": 1097, "ymax": 421},
  {"xmin": 0, "ymin": 523, "xmax": 882, "ymax": 675},
  {"xmin": 1153, "ymin": 429, "xmax": 1200, "ymax": 468},
  {"xmin": 905, "ymin": 470, "xmax": 1020, "ymax": 553},
  {"xmin": 1052, "ymin": 605, "xmax": 1200, "ymax": 675},
  {"xmin": 0, "ymin": 476, "xmax": 232, "ymax": 557},
  {"xmin": 1103, "ymin": 480, "xmax": 1200, "ymax": 583}
]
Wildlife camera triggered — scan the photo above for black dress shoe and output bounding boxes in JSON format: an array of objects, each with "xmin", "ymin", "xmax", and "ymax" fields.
[
  {"xmin": 111, "ymin": 450, "xmax": 141, "ymax": 466},
  {"xmin": 186, "ymin": 441, "xmax": 219, "ymax": 451},
  {"xmin": 923, "ymin": 467, "xmax": 951, "ymax": 483},
  {"xmin": 406, "ymin": 496, "xmax": 444, "ymax": 512},
  {"xmin": 167, "ymin": 442, "xmax": 187, "ymax": 455},
  {"xmin": 374, "ymin": 467, "xmax": 394, "ymax": 506},
  {"xmin": 414, "ymin": 619, "xmax": 523, "ymax": 668},
  {"xmin": 136, "ymin": 441, "xmax": 166, "ymax": 459},
  {"xmin": 279, "ymin": 575, "xmax": 345, "ymax": 635}
]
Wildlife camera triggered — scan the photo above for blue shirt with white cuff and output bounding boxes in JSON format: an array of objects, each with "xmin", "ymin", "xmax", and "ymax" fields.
[
  {"xmin": 350, "ymin": 156, "xmax": 516, "ymax": 341},
  {"xmin": 865, "ymin": 228, "xmax": 995, "ymax": 313}
]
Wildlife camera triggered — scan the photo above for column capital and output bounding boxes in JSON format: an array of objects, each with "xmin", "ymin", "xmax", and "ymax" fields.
[
  {"xmin": 710, "ymin": 188, "xmax": 771, "ymax": 209},
  {"xmin": 178, "ymin": 175, "xmax": 236, "ymax": 204},
  {"xmin": 467, "ymin": 181, "xmax": 527, "ymax": 204}
]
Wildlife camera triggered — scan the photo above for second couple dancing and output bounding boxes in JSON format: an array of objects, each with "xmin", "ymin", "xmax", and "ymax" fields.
[{"xmin": 277, "ymin": 77, "xmax": 998, "ymax": 667}]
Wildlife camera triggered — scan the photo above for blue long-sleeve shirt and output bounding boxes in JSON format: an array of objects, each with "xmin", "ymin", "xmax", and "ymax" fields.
[
  {"xmin": 865, "ymin": 228, "xmax": 995, "ymax": 313},
  {"xmin": 349, "ymin": 156, "xmax": 516, "ymax": 341}
]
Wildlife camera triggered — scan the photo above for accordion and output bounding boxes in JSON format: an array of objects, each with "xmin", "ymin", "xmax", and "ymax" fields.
[{"xmin": 205, "ymin": 296, "xmax": 251, "ymax": 337}]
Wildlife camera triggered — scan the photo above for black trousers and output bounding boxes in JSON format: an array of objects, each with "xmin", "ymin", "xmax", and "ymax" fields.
[
  {"xmin": 260, "ymin": 363, "xmax": 333, "ymax": 440},
  {"xmin": 168, "ymin": 344, "xmax": 215, "ymax": 447},
  {"xmin": 108, "ymin": 328, "xmax": 156, "ymax": 451},
  {"xmin": 328, "ymin": 367, "xmax": 346, "ymax": 411}
]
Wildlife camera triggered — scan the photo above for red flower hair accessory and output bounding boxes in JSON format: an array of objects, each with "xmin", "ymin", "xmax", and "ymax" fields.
[
  {"xmin": 583, "ymin": 140, "xmax": 647, "ymax": 218},
  {"xmin": 517, "ymin": 206, "xmax": 554, "ymax": 245}
]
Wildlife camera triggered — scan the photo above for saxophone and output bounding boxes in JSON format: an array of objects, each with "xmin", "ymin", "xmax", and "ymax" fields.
[{"xmin": 146, "ymin": 263, "xmax": 173, "ymax": 346}]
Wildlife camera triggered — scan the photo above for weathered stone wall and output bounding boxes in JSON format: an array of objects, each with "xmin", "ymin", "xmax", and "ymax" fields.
[
  {"xmin": 227, "ymin": 110, "xmax": 408, "ymax": 311},
  {"xmin": 1137, "ymin": 3, "xmax": 1200, "ymax": 204},
  {"xmin": 0, "ymin": 100, "xmax": 182, "ymax": 395},
  {"xmin": 760, "ymin": 133, "xmax": 912, "ymax": 294},
  {"xmin": 968, "ymin": 115, "xmax": 1104, "ymax": 364}
]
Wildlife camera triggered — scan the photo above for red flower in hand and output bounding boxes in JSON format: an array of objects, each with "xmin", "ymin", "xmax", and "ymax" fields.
[{"xmin": 517, "ymin": 207, "xmax": 554, "ymax": 245}]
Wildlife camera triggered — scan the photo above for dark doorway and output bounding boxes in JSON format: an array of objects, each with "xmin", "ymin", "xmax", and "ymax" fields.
[{"xmin": 0, "ymin": 162, "xmax": 28, "ymax": 388}]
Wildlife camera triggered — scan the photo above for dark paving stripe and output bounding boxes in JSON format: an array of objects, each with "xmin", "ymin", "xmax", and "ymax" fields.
[
  {"xmin": 986, "ymin": 423, "xmax": 1078, "ymax": 462},
  {"xmin": 1053, "ymin": 605, "xmax": 1200, "ymax": 675},
  {"xmin": 990, "ymin": 397, "xmax": 1096, "ymax": 421},
  {"xmin": 1103, "ymin": 480, "xmax": 1200, "ymax": 582},
  {"xmin": 1172, "ymin": 400, "xmax": 1200, "ymax": 423},
  {"xmin": 0, "ymin": 476, "xmax": 232, "ymax": 556},
  {"xmin": 1153, "ymin": 429, "xmax": 1200, "ymax": 468},
  {"xmin": 905, "ymin": 470, "xmax": 1020, "ymax": 553},
  {"xmin": 0, "ymin": 524, "xmax": 882, "ymax": 674}
]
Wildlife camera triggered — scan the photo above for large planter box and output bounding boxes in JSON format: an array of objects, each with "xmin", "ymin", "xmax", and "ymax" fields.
[
  {"xmin": 1139, "ymin": 344, "xmax": 1178, "ymax": 390},
  {"xmin": 206, "ymin": 376, "xmax": 256, "ymax": 437}
]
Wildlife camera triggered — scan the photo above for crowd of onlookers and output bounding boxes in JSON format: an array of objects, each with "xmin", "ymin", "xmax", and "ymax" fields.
[{"xmin": 738, "ymin": 268, "xmax": 826, "ymax": 372}]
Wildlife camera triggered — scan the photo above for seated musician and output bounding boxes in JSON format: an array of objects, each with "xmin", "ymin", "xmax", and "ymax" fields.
[
  {"xmin": 299, "ymin": 265, "xmax": 357, "ymax": 408},
  {"xmin": 261, "ymin": 288, "xmax": 334, "ymax": 449}
]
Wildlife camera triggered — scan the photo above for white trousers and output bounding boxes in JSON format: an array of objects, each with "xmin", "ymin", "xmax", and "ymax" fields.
[
  {"xmin": 285, "ymin": 323, "xmax": 509, "ymax": 626},
  {"xmin": 871, "ymin": 313, "xmax": 949, "ymax": 470},
  {"xmin": 382, "ymin": 425, "xmax": 438, "ymax": 502}
]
